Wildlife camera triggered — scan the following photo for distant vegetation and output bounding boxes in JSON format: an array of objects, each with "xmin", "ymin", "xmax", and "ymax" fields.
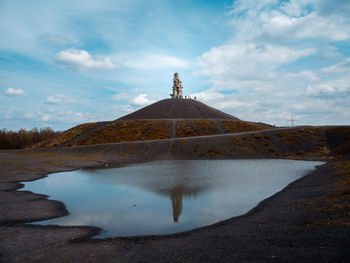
[{"xmin": 0, "ymin": 127, "xmax": 62, "ymax": 149}]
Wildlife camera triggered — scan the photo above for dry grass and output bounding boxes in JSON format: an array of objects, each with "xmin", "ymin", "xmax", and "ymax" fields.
[
  {"xmin": 208, "ymin": 147, "xmax": 222, "ymax": 156},
  {"xmin": 176, "ymin": 120, "xmax": 201, "ymax": 137},
  {"xmin": 276, "ymin": 130, "xmax": 302, "ymax": 144},
  {"xmin": 304, "ymin": 160, "xmax": 350, "ymax": 226},
  {"xmin": 34, "ymin": 120, "xmax": 338, "ymax": 153},
  {"xmin": 220, "ymin": 120, "xmax": 272, "ymax": 133},
  {"xmin": 193, "ymin": 120, "xmax": 220, "ymax": 136},
  {"xmin": 175, "ymin": 120, "xmax": 272, "ymax": 139},
  {"xmin": 75, "ymin": 120, "xmax": 152, "ymax": 145},
  {"xmin": 34, "ymin": 119, "xmax": 275, "ymax": 148},
  {"xmin": 37, "ymin": 122, "xmax": 99, "ymax": 148}
]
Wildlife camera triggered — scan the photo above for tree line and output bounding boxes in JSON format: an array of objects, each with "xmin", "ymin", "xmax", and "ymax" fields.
[{"xmin": 0, "ymin": 127, "xmax": 62, "ymax": 149}]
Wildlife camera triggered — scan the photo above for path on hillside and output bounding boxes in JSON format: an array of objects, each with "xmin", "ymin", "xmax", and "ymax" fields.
[{"xmin": 172, "ymin": 119, "xmax": 177, "ymax": 138}]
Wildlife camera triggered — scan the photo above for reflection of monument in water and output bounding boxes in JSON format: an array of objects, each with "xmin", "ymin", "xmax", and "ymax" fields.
[
  {"xmin": 168, "ymin": 184, "xmax": 201, "ymax": 223},
  {"xmin": 87, "ymin": 161, "xmax": 207, "ymax": 223},
  {"xmin": 170, "ymin": 185, "xmax": 184, "ymax": 222}
]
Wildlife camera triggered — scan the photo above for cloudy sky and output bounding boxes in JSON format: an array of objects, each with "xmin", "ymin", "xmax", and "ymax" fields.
[{"xmin": 1, "ymin": 0, "xmax": 350, "ymax": 130}]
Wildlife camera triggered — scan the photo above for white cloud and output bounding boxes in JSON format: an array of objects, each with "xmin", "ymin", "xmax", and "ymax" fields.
[
  {"xmin": 109, "ymin": 104, "xmax": 135, "ymax": 114},
  {"xmin": 306, "ymin": 85, "xmax": 335, "ymax": 96},
  {"xmin": 190, "ymin": 66, "xmax": 350, "ymax": 125},
  {"xmin": 111, "ymin": 93, "xmax": 130, "ymax": 101},
  {"xmin": 112, "ymin": 92, "xmax": 157, "ymax": 106},
  {"xmin": 196, "ymin": 43, "xmax": 315, "ymax": 81},
  {"xmin": 46, "ymin": 94, "xmax": 77, "ymax": 105},
  {"xmin": 321, "ymin": 58, "xmax": 350, "ymax": 74},
  {"xmin": 23, "ymin": 110, "xmax": 106, "ymax": 124},
  {"xmin": 114, "ymin": 52, "xmax": 190, "ymax": 70},
  {"xmin": 190, "ymin": 0, "xmax": 350, "ymax": 126},
  {"xmin": 258, "ymin": 12, "xmax": 350, "ymax": 42},
  {"xmin": 229, "ymin": 0, "xmax": 350, "ymax": 43},
  {"xmin": 56, "ymin": 49, "xmax": 117, "ymax": 71},
  {"xmin": 24, "ymin": 112, "xmax": 35, "ymax": 119},
  {"xmin": 42, "ymin": 114, "xmax": 51, "ymax": 121},
  {"xmin": 5, "ymin": 88, "xmax": 27, "ymax": 96},
  {"xmin": 132, "ymin": 94, "xmax": 153, "ymax": 106},
  {"xmin": 280, "ymin": 0, "xmax": 315, "ymax": 17},
  {"xmin": 192, "ymin": 90, "xmax": 225, "ymax": 103},
  {"xmin": 24, "ymin": 112, "xmax": 51, "ymax": 121},
  {"xmin": 317, "ymin": 46, "xmax": 341, "ymax": 60}
]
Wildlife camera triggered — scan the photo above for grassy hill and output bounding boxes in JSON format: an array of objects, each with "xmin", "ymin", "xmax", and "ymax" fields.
[
  {"xmin": 36, "ymin": 119, "xmax": 273, "ymax": 148},
  {"xmin": 34, "ymin": 98, "xmax": 274, "ymax": 148}
]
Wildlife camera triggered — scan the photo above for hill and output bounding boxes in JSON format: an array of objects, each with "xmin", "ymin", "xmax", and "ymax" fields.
[
  {"xmin": 35, "ymin": 99, "xmax": 273, "ymax": 148},
  {"xmin": 118, "ymin": 99, "xmax": 238, "ymax": 120}
]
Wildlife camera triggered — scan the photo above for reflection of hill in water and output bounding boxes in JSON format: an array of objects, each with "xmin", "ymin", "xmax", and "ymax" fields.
[{"xmin": 85, "ymin": 161, "xmax": 211, "ymax": 222}]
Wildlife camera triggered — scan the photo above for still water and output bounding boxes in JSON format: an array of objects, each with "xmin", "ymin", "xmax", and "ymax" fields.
[{"xmin": 22, "ymin": 159, "xmax": 323, "ymax": 238}]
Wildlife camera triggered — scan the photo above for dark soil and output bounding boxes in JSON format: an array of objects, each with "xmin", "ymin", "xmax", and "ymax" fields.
[
  {"xmin": 118, "ymin": 99, "xmax": 239, "ymax": 120},
  {"xmin": 0, "ymin": 126, "xmax": 349, "ymax": 262}
]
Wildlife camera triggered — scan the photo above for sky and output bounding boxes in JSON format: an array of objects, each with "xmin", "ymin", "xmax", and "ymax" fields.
[{"xmin": 1, "ymin": 0, "xmax": 350, "ymax": 131}]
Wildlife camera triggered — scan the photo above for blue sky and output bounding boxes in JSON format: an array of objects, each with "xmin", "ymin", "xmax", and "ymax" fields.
[{"xmin": 1, "ymin": 0, "xmax": 350, "ymax": 130}]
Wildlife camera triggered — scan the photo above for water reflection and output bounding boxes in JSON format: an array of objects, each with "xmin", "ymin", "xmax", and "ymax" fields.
[
  {"xmin": 171, "ymin": 185, "xmax": 183, "ymax": 222},
  {"xmin": 22, "ymin": 159, "xmax": 323, "ymax": 238},
  {"xmin": 169, "ymin": 185, "xmax": 201, "ymax": 222},
  {"xmin": 83, "ymin": 161, "xmax": 209, "ymax": 223}
]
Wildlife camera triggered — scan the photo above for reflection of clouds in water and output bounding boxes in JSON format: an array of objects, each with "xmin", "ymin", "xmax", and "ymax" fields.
[
  {"xmin": 57, "ymin": 211, "xmax": 114, "ymax": 226},
  {"xmin": 192, "ymin": 189, "xmax": 258, "ymax": 226},
  {"xmin": 25, "ymin": 159, "xmax": 324, "ymax": 237},
  {"xmin": 43, "ymin": 170, "xmax": 85, "ymax": 187},
  {"xmin": 85, "ymin": 160, "xmax": 213, "ymax": 194}
]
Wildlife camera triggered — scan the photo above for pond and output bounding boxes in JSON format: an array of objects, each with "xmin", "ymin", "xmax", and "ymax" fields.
[{"xmin": 22, "ymin": 159, "xmax": 323, "ymax": 238}]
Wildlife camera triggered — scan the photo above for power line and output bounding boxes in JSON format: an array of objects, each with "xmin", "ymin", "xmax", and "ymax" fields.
[{"xmin": 288, "ymin": 115, "xmax": 298, "ymax": 126}]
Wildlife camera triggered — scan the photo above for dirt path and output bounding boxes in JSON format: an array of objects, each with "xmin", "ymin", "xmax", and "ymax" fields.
[{"xmin": 172, "ymin": 119, "xmax": 177, "ymax": 138}]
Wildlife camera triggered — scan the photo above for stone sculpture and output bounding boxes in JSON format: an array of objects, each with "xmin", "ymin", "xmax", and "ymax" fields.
[{"xmin": 170, "ymin": 72, "xmax": 183, "ymax": 98}]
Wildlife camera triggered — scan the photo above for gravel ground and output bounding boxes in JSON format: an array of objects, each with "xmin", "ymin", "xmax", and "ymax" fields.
[{"xmin": 1, "ymin": 127, "xmax": 349, "ymax": 262}]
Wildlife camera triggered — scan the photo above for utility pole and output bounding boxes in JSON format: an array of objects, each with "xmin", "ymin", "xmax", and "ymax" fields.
[{"xmin": 288, "ymin": 115, "xmax": 298, "ymax": 126}]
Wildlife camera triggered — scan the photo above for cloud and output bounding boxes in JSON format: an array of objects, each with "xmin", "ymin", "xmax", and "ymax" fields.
[
  {"xmin": 190, "ymin": 66, "xmax": 350, "ymax": 126},
  {"xmin": 196, "ymin": 43, "xmax": 315, "ymax": 81},
  {"xmin": 114, "ymin": 52, "xmax": 190, "ymax": 70},
  {"xmin": 109, "ymin": 104, "xmax": 135, "ymax": 114},
  {"xmin": 24, "ymin": 109, "xmax": 106, "ymax": 124},
  {"xmin": 258, "ymin": 12, "xmax": 350, "ymax": 42},
  {"xmin": 317, "ymin": 0, "xmax": 350, "ymax": 17},
  {"xmin": 24, "ymin": 112, "xmax": 51, "ymax": 121},
  {"xmin": 39, "ymin": 33, "xmax": 75, "ymax": 45},
  {"xmin": 111, "ymin": 93, "xmax": 131, "ymax": 101},
  {"xmin": 5, "ymin": 88, "xmax": 27, "ymax": 96},
  {"xmin": 112, "ymin": 92, "xmax": 156, "ymax": 106},
  {"xmin": 229, "ymin": 0, "xmax": 350, "ymax": 43},
  {"xmin": 46, "ymin": 94, "xmax": 77, "ymax": 105},
  {"xmin": 306, "ymin": 85, "xmax": 335, "ymax": 96},
  {"xmin": 321, "ymin": 58, "xmax": 350, "ymax": 74},
  {"xmin": 317, "ymin": 46, "xmax": 341, "ymax": 60},
  {"xmin": 56, "ymin": 49, "xmax": 117, "ymax": 71},
  {"xmin": 132, "ymin": 94, "xmax": 152, "ymax": 106},
  {"xmin": 41, "ymin": 114, "xmax": 51, "ymax": 121},
  {"xmin": 190, "ymin": 0, "xmax": 350, "ymax": 126}
]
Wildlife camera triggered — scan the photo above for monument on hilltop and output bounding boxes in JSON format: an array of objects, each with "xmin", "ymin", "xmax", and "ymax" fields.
[{"xmin": 170, "ymin": 72, "xmax": 183, "ymax": 98}]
